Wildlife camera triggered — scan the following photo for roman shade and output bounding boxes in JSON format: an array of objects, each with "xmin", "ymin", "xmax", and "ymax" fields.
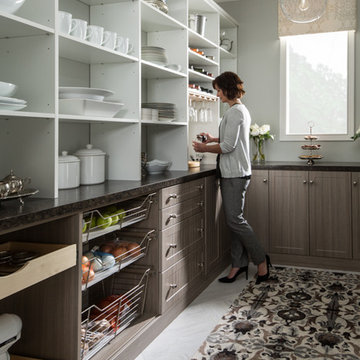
[{"xmin": 278, "ymin": 0, "xmax": 357, "ymax": 37}]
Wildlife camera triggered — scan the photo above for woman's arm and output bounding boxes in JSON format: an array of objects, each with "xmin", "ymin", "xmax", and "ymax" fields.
[{"xmin": 192, "ymin": 141, "xmax": 222, "ymax": 154}]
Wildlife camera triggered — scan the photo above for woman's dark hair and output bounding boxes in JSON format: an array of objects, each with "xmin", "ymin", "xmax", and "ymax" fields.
[{"xmin": 212, "ymin": 71, "xmax": 245, "ymax": 99}]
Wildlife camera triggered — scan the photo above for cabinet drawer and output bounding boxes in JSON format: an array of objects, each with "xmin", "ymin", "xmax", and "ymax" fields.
[
  {"xmin": 160, "ymin": 213, "xmax": 204, "ymax": 271},
  {"xmin": 160, "ymin": 240, "xmax": 204, "ymax": 313},
  {"xmin": 160, "ymin": 195, "xmax": 204, "ymax": 230},
  {"xmin": 160, "ymin": 178, "xmax": 205, "ymax": 209},
  {"xmin": 0, "ymin": 242, "xmax": 76, "ymax": 300}
]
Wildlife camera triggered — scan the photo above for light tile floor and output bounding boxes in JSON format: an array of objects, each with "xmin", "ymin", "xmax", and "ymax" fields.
[{"xmin": 135, "ymin": 264, "xmax": 258, "ymax": 360}]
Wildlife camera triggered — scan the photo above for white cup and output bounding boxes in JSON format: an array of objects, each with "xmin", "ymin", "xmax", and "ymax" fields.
[
  {"xmin": 59, "ymin": 11, "xmax": 73, "ymax": 35},
  {"xmin": 102, "ymin": 31, "xmax": 117, "ymax": 50},
  {"xmin": 115, "ymin": 36, "xmax": 133, "ymax": 54},
  {"xmin": 86, "ymin": 25, "xmax": 104, "ymax": 46},
  {"xmin": 70, "ymin": 18, "xmax": 87, "ymax": 40}
]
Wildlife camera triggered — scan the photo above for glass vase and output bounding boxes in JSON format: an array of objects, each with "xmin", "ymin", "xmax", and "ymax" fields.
[{"xmin": 253, "ymin": 138, "xmax": 265, "ymax": 162}]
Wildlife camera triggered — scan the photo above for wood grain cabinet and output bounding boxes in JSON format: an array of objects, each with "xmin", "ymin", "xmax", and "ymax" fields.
[
  {"xmin": 267, "ymin": 170, "xmax": 352, "ymax": 259},
  {"xmin": 352, "ymin": 172, "xmax": 360, "ymax": 259},
  {"xmin": 269, "ymin": 170, "xmax": 309, "ymax": 255},
  {"xmin": 244, "ymin": 170, "xmax": 269, "ymax": 252},
  {"xmin": 159, "ymin": 178, "xmax": 205, "ymax": 313},
  {"xmin": 309, "ymin": 171, "xmax": 352, "ymax": 258}
]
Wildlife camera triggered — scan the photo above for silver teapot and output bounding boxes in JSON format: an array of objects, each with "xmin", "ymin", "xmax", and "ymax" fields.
[
  {"xmin": 1, "ymin": 170, "xmax": 30, "ymax": 195},
  {"xmin": 0, "ymin": 181, "xmax": 10, "ymax": 199}
]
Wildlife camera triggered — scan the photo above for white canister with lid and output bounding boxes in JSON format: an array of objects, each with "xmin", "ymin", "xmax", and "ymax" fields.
[
  {"xmin": 58, "ymin": 151, "xmax": 80, "ymax": 189},
  {"xmin": 74, "ymin": 144, "xmax": 106, "ymax": 185}
]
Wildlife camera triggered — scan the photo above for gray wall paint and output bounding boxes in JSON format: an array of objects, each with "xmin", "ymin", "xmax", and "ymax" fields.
[{"xmin": 220, "ymin": 0, "xmax": 360, "ymax": 162}]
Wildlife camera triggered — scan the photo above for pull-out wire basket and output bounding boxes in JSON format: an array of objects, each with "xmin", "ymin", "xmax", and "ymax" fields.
[
  {"xmin": 81, "ymin": 229, "xmax": 155, "ymax": 291},
  {"xmin": 81, "ymin": 266, "xmax": 151, "ymax": 359},
  {"xmin": 82, "ymin": 193, "xmax": 155, "ymax": 243}
]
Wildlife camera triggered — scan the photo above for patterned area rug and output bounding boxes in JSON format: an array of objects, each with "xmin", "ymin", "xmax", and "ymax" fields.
[{"xmin": 191, "ymin": 267, "xmax": 360, "ymax": 360}]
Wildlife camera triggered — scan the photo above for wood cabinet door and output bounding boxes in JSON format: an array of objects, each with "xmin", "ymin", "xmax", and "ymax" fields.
[
  {"xmin": 245, "ymin": 170, "xmax": 269, "ymax": 252},
  {"xmin": 353, "ymin": 172, "xmax": 360, "ymax": 259},
  {"xmin": 309, "ymin": 171, "xmax": 352, "ymax": 258},
  {"xmin": 269, "ymin": 170, "xmax": 309, "ymax": 255},
  {"xmin": 205, "ymin": 175, "xmax": 220, "ymax": 273}
]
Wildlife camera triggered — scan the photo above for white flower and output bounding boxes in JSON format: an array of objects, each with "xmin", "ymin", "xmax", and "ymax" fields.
[
  {"xmin": 259, "ymin": 124, "xmax": 270, "ymax": 135},
  {"xmin": 250, "ymin": 123, "xmax": 260, "ymax": 136}
]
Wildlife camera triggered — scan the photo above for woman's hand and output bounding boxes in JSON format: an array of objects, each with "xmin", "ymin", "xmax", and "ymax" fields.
[
  {"xmin": 199, "ymin": 132, "xmax": 217, "ymax": 143},
  {"xmin": 192, "ymin": 140, "xmax": 207, "ymax": 153}
]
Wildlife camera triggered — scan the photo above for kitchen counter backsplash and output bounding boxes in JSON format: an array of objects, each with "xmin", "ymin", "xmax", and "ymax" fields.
[{"xmin": 1, "ymin": 161, "xmax": 359, "ymax": 232}]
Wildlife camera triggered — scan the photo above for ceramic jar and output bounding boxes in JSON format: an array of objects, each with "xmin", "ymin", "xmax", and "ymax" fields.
[
  {"xmin": 74, "ymin": 144, "xmax": 106, "ymax": 185},
  {"xmin": 58, "ymin": 151, "xmax": 80, "ymax": 189}
]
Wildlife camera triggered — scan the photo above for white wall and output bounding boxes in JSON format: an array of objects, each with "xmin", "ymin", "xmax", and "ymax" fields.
[{"xmin": 219, "ymin": 0, "xmax": 360, "ymax": 162}]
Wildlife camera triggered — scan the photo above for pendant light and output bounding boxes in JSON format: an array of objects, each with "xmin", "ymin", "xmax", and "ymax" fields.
[{"xmin": 280, "ymin": 0, "xmax": 327, "ymax": 23}]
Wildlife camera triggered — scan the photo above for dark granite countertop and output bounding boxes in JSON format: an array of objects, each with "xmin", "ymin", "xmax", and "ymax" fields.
[
  {"xmin": 252, "ymin": 161, "xmax": 360, "ymax": 171},
  {"xmin": 0, "ymin": 165, "xmax": 216, "ymax": 233},
  {"xmin": 1, "ymin": 161, "xmax": 359, "ymax": 234}
]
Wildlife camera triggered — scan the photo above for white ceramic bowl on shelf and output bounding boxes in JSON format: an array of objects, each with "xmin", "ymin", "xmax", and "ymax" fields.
[
  {"xmin": 0, "ymin": 0, "xmax": 27, "ymax": 14},
  {"xmin": 0, "ymin": 81, "xmax": 17, "ymax": 97},
  {"xmin": 145, "ymin": 159, "xmax": 171, "ymax": 174}
]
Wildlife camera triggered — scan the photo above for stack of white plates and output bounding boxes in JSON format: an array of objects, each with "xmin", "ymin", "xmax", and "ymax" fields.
[
  {"xmin": 142, "ymin": 102, "xmax": 176, "ymax": 121},
  {"xmin": 0, "ymin": 81, "xmax": 27, "ymax": 111},
  {"xmin": 142, "ymin": 46, "xmax": 168, "ymax": 66},
  {"xmin": 144, "ymin": 0, "xmax": 168, "ymax": 14},
  {"xmin": 59, "ymin": 87, "xmax": 124, "ymax": 118}
]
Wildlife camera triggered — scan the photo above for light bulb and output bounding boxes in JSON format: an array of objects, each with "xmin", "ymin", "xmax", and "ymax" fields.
[{"xmin": 298, "ymin": 0, "xmax": 309, "ymax": 12}]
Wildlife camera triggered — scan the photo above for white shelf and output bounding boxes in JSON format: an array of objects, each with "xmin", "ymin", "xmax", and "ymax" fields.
[
  {"xmin": 220, "ymin": 46, "xmax": 235, "ymax": 59},
  {"xmin": 188, "ymin": 49, "xmax": 218, "ymax": 66},
  {"xmin": 188, "ymin": 29, "xmax": 218, "ymax": 49},
  {"xmin": 141, "ymin": 120, "xmax": 187, "ymax": 126},
  {"xmin": 141, "ymin": 1, "xmax": 186, "ymax": 32},
  {"xmin": 59, "ymin": 35, "xmax": 138, "ymax": 65},
  {"xmin": 59, "ymin": 115, "xmax": 139, "ymax": 124},
  {"xmin": 78, "ymin": 0, "xmax": 129, "ymax": 4},
  {"xmin": 188, "ymin": 69, "xmax": 215, "ymax": 82},
  {"xmin": 189, "ymin": 89, "xmax": 217, "ymax": 102},
  {"xmin": 141, "ymin": 60, "xmax": 187, "ymax": 79},
  {"xmin": 188, "ymin": 0, "xmax": 218, "ymax": 14},
  {"xmin": 0, "ymin": 12, "xmax": 54, "ymax": 38},
  {"xmin": 0, "ymin": 111, "xmax": 55, "ymax": 119}
]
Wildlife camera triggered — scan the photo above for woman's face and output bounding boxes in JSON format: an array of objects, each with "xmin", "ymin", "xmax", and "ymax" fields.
[{"xmin": 214, "ymin": 85, "xmax": 229, "ymax": 104}]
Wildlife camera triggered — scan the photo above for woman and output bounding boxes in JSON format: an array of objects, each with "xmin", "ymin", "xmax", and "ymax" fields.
[{"xmin": 192, "ymin": 71, "xmax": 270, "ymax": 285}]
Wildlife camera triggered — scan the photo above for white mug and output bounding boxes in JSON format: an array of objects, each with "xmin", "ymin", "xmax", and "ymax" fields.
[
  {"xmin": 70, "ymin": 18, "xmax": 87, "ymax": 40},
  {"xmin": 59, "ymin": 11, "xmax": 73, "ymax": 34},
  {"xmin": 115, "ymin": 36, "xmax": 133, "ymax": 54},
  {"xmin": 86, "ymin": 25, "xmax": 104, "ymax": 46},
  {"xmin": 102, "ymin": 31, "xmax": 117, "ymax": 50}
]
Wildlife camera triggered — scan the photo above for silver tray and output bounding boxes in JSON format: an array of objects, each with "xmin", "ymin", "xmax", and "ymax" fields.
[{"xmin": 0, "ymin": 188, "xmax": 39, "ymax": 206}]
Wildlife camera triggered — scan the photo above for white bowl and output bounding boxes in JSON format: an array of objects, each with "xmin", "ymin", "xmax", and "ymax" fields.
[
  {"xmin": 0, "ymin": 0, "xmax": 27, "ymax": 14},
  {"xmin": 0, "ymin": 81, "xmax": 17, "ymax": 97},
  {"xmin": 146, "ymin": 159, "xmax": 171, "ymax": 174}
]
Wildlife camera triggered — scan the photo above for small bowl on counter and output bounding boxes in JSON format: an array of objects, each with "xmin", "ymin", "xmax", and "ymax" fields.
[{"xmin": 145, "ymin": 159, "xmax": 171, "ymax": 175}]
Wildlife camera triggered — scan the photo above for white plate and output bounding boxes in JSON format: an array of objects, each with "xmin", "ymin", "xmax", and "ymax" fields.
[
  {"xmin": 0, "ymin": 96, "xmax": 26, "ymax": 104},
  {"xmin": 59, "ymin": 98, "xmax": 124, "ymax": 117},
  {"xmin": 59, "ymin": 87, "xmax": 114, "ymax": 101},
  {"xmin": 0, "ymin": 102, "xmax": 27, "ymax": 111}
]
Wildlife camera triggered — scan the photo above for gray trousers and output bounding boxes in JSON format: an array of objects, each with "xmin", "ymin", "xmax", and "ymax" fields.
[{"xmin": 220, "ymin": 177, "xmax": 266, "ymax": 267}]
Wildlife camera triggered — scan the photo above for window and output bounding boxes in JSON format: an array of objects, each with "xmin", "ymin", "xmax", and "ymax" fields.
[{"xmin": 280, "ymin": 31, "xmax": 354, "ymax": 141}]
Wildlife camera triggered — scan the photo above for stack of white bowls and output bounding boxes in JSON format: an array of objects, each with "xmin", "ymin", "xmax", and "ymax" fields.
[
  {"xmin": 0, "ymin": 0, "xmax": 27, "ymax": 14},
  {"xmin": 0, "ymin": 81, "xmax": 27, "ymax": 111},
  {"xmin": 142, "ymin": 46, "xmax": 168, "ymax": 66}
]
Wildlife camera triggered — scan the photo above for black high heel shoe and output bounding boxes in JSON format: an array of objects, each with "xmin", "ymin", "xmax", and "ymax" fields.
[
  {"xmin": 255, "ymin": 255, "xmax": 272, "ymax": 285},
  {"xmin": 218, "ymin": 266, "xmax": 248, "ymax": 283}
]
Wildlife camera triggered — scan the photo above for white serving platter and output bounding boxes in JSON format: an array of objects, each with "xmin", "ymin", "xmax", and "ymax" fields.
[
  {"xmin": 59, "ymin": 98, "xmax": 124, "ymax": 118},
  {"xmin": 0, "ymin": 96, "xmax": 26, "ymax": 104},
  {"xmin": 59, "ymin": 87, "xmax": 114, "ymax": 101},
  {"xmin": 0, "ymin": 102, "xmax": 27, "ymax": 111}
]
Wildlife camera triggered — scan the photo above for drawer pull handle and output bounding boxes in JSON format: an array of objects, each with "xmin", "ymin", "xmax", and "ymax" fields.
[
  {"xmin": 166, "ymin": 194, "xmax": 178, "ymax": 203},
  {"xmin": 354, "ymin": 181, "xmax": 358, "ymax": 186},
  {"xmin": 169, "ymin": 243, "xmax": 177, "ymax": 248},
  {"xmin": 309, "ymin": 180, "xmax": 314, "ymax": 184},
  {"xmin": 197, "ymin": 227, "xmax": 204, "ymax": 234},
  {"xmin": 165, "ymin": 214, "xmax": 177, "ymax": 225},
  {"xmin": 303, "ymin": 180, "xmax": 307, "ymax": 184},
  {"xmin": 198, "ymin": 262, "xmax": 205, "ymax": 268},
  {"xmin": 263, "ymin": 179, "xmax": 268, "ymax": 183},
  {"xmin": 197, "ymin": 184, "xmax": 204, "ymax": 190},
  {"xmin": 170, "ymin": 284, "xmax": 177, "ymax": 289},
  {"xmin": 197, "ymin": 201, "xmax": 204, "ymax": 207}
]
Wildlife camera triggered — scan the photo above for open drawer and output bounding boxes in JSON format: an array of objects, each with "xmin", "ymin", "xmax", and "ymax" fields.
[{"xmin": 0, "ymin": 242, "xmax": 76, "ymax": 300}]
